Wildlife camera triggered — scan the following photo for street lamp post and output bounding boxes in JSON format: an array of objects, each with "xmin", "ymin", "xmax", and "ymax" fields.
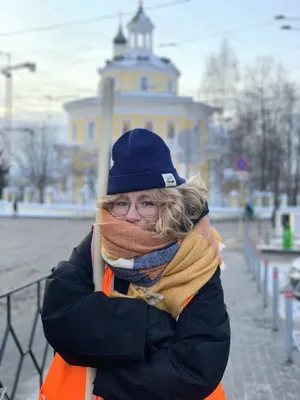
[{"xmin": 0, "ymin": 51, "xmax": 36, "ymax": 167}]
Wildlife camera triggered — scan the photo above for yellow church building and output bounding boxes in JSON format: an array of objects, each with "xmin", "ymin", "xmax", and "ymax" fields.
[{"xmin": 63, "ymin": 1, "xmax": 225, "ymax": 205}]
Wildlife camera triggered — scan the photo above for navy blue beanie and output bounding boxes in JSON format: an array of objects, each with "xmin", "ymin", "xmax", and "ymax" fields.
[{"xmin": 107, "ymin": 128, "xmax": 185, "ymax": 194}]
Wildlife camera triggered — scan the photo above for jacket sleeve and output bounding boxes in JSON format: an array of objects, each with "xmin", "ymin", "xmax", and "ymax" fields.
[
  {"xmin": 93, "ymin": 267, "xmax": 230, "ymax": 400},
  {"xmin": 41, "ymin": 232, "xmax": 176, "ymax": 367}
]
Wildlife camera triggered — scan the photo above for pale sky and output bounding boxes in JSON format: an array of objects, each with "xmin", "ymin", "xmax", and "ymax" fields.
[{"xmin": 0, "ymin": 0, "xmax": 299, "ymax": 128}]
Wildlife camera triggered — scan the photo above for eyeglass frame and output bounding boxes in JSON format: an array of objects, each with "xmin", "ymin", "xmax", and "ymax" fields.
[{"xmin": 107, "ymin": 197, "xmax": 160, "ymax": 219}]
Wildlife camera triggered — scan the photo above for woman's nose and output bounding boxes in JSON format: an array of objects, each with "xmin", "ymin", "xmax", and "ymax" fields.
[{"xmin": 124, "ymin": 203, "xmax": 141, "ymax": 222}]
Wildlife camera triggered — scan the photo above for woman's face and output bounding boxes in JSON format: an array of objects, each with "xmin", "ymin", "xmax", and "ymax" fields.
[{"xmin": 108, "ymin": 191, "xmax": 159, "ymax": 228}]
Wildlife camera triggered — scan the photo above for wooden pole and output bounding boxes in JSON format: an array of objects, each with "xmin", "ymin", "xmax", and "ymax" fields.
[
  {"xmin": 85, "ymin": 77, "xmax": 114, "ymax": 400},
  {"xmin": 93, "ymin": 77, "xmax": 114, "ymax": 291}
]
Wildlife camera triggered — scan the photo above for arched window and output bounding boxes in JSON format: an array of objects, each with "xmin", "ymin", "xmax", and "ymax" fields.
[
  {"xmin": 72, "ymin": 124, "xmax": 77, "ymax": 141},
  {"xmin": 145, "ymin": 121, "xmax": 153, "ymax": 131},
  {"xmin": 86, "ymin": 121, "xmax": 96, "ymax": 141},
  {"xmin": 167, "ymin": 122, "xmax": 175, "ymax": 141},
  {"xmin": 167, "ymin": 79, "xmax": 174, "ymax": 93},
  {"xmin": 140, "ymin": 76, "xmax": 149, "ymax": 91}
]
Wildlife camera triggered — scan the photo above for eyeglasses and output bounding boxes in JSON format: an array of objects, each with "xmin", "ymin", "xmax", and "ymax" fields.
[{"xmin": 108, "ymin": 198, "xmax": 158, "ymax": 218}]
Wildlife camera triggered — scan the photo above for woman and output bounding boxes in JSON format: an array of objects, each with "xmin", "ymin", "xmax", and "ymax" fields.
[{"xmin": 40, "ymin": 128, "xmax": 230, "ymax": 400}]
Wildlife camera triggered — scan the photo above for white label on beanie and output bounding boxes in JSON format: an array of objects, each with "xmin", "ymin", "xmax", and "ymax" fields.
[{"xmin": 162, "ymin": 173, "xmax": 176, "ymax": 187}]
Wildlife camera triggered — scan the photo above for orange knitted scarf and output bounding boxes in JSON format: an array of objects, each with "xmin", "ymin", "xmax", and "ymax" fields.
[{"xmin": 99, "ymin": 210, "xmax": 223, "ymax": 318}]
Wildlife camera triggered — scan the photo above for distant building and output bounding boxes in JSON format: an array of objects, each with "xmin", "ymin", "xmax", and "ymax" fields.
[{"xmin": 62, "ymin": 1, "xmax": 227, "ymax": 205}]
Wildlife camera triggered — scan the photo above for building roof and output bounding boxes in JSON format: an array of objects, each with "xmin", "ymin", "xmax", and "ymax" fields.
[
  {"xmin": 63, "ymin": 91, "xmax": 218, "ymax": 116},
  {"xmin": 127, "ymin": 1, "xmax": 154, "ymax": 33},
  {"xmin": 100, "ymin": 48, "xmax": 180, "ymax": 75},
  {"xmin": 113, "ymin": 24, "xmax": 127, "ymax": 45}
]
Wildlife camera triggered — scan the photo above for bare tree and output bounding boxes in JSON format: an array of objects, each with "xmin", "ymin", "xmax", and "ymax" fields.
[
  {"xmin": 198, "ymin": 40, "xmax": 240, "ymax": 203},
  {"xmin": 199, "ymin": 39, "xmax": 240, "ymax": 111},
  {"xmin": 280, "ymin": 81, "xmax": 297, "ymax": 201},
  {"xmin": 292, "ymin": 127, "xmax": 300, "ymax": 205},
  {"xmin": 242, "ymin": 57, "xmax": 276, "ymax": 192},
  {"xmin": 230, "ymin": 57, "xmax": 299, "ymax": 205},
  {"xmin": 0, "ymin": 127, "xmax": 9, "ymax": 197},
  {"xmin": 199, "ymin": 41, "xmax": 300, "ymax": 205},
  {"xmin": 15, "ymin": 125, "xmax": 59, "ymax": 203},
  {"xmin": 0, "ymin": 150, "xmax": 9, "ymax": 197}
]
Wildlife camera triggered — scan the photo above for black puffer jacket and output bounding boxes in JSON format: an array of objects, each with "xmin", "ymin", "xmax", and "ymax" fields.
[{"xmin": 42, "ymin": 225, "xmax": 230, "ymax": 399}]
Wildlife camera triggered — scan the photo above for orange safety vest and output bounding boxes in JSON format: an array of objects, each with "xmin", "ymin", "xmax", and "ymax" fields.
[{"xmin": 39, "ymin": 267, "xmax": 225, "ymax": 399}]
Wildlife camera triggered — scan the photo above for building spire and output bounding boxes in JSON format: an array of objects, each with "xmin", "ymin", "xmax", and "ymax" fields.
[
  {"xmin": 113, "ymin": 23, "xmax": 127, "ymax": 45},
  {"xmin": 119, "ymin": 9, "xmax": 123, "ymax": 25}
]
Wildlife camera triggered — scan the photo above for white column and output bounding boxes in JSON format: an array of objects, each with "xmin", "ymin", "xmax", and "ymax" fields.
[
  {"xmin": 23, "ymin": 186, "xmax": 35, "ymax": 203},
  {"xmin": 264, "ymin": 191, "xmax": 274, "ymax": 208},
  {"xmin": 45, "ymin": 187, "xmax": 54, "ymax": 204},
  {"xmin": 77, "ymin": 188, "xmax": 85, "ymax": 205},
  {"xmin": 228, "ymin": 190, "xmax": 239, "ymax": 208},
  {"xmin": 280, "ymin": 193, "xmax": 288, "ymax": 208},
  {"xmin": 2, "ymin": 187, "xmax": 10, "ymax": 201},
  {"xmin": 253, "ymin": 191, "xmax": 263, "ymax": 208}
]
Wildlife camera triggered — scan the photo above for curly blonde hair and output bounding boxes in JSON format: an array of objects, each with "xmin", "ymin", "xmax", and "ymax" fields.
[{"xmin": 98, "ymin": 174, "xmax": 208, "ymax": 240}]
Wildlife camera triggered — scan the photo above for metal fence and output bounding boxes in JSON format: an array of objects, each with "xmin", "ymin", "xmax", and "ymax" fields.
[
  {"xmin": 0, "ymin": 277, "xmax": 50, "ymax": 400},
  {"xmin": 242, "ymin": 230, "xmax": 300, "ymax": 363}
]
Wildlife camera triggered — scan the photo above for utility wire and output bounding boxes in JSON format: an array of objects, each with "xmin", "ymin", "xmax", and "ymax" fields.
[
  {"xmin": 0, "ymin": 0, "xmax": 190, "ymax": 37},
  {"xmin": 159, "ymin": 21, "xmax": 276, "ymax": 47}
]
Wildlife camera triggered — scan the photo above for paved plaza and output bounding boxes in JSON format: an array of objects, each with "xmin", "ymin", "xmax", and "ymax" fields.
[
  {"xmin": 222, "ymin": 251, "xmax": 300, "ymax": 400},
  {"xmin": 0, "ymin": 217, "xmax": 92, "ymax": 291},
  {"xmin": 0, "ymin": 217, "xmax": 300, "ymax": 399}
]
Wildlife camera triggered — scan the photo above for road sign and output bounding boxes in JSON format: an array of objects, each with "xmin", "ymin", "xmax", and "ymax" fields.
[
  {"xmin": 235, "ymin": 157, "xmax": 248, "ymax": 171},
  {"xmin": 236, "ymin": 171, "xmax": 249, "ymax": 181}
]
